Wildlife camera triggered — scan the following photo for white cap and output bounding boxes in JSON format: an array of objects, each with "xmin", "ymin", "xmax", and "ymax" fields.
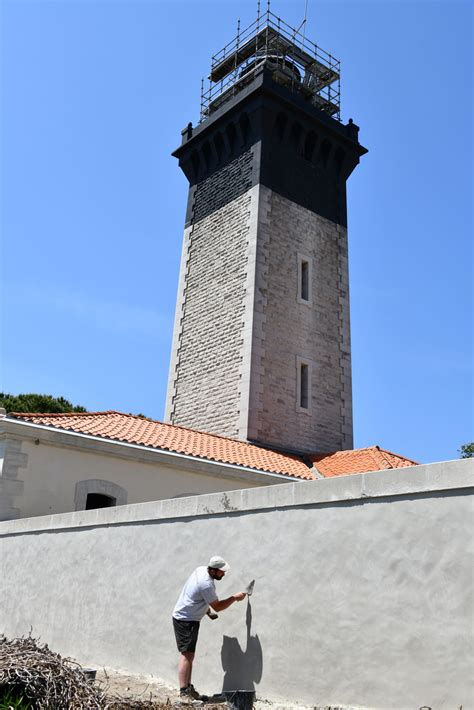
[{"xmin": 208, "ymin": 555, "xmax": 230, "ymax": 572}]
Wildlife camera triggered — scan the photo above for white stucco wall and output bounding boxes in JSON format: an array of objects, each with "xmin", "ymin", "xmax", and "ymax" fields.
[
  {"xmin": 0, "ymin": 421, "xmax": 285, "ymax": 520},
  {"xmin": 0, "ymin": 459, "xmax": 472, "ymax": 708},
  {"xmin": 17, "ymin": 439, "xmax": 265, "ymax": 518}
]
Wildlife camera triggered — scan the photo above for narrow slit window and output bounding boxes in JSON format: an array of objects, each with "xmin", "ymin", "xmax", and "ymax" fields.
[
  {"xmin": 301, "ymin": 260, "xmax": 309, "ymax": 301},
  {"xmin": 300, "ymin": 363, "xmax": 309, "ymax": 409},
  {"xmin": 297, "ymin": 253, "xmax": 312, "ymax": 305},
  {"xmin": 296, "ymin": 356, "xmax": 312, "ymax": 414}
]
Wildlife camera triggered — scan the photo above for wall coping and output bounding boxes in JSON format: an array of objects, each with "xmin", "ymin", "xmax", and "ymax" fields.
[{"xmin": 0, "ymin": 459, "xmax": 471, "ymax": 536}]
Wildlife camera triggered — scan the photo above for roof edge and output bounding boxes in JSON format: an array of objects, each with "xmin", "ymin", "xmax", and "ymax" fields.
[
  {"xmin": 1, "ymin": 416, "xmax": 300, "ymax": 481},
  {"xmin": 312, "ymin": 444, "xmax": 419, "ymax": 467},
  {"xmin": 10, "ymin": 411, "xmax": 306, "ymax": 462}
]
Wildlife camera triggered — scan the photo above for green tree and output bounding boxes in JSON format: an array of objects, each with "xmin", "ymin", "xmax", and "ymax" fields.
[
  {"xmin": 0, "ymin": 393, "xmax": 87, "ymax": 414},
  {"xmin": 459, "ymin": 442, "xmax": 474, "ymax": 459}
]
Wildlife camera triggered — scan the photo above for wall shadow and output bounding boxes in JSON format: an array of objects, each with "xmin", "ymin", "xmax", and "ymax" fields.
[{"xmin": 221, "ymin": 599, "xmax": 263, "ymax": 691}]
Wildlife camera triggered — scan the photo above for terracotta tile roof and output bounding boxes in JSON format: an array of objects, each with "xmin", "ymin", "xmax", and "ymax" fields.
[
  {"xmin": 311, "ymin": 446, "xmax": 418, "ymax": 477},
  {"xmin": 8, "ymin": 411, "xmax": 418, "ymax": 480},
  {"xmin": 10, "ymin": 411, "xmax": 315, "ymax": 480}
]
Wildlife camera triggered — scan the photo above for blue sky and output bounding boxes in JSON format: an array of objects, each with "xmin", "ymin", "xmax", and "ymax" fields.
[{"xmin": 1, "ymin": 0, "xmax": 472, "ymax": 464}]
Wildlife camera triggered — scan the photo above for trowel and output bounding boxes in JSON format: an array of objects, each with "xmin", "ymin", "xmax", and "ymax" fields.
[{"xmin": 207, "ymin": 580, "xmax": 255, "ymax": 621}]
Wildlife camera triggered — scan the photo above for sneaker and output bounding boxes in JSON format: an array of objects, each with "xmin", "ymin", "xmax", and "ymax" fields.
[{"xmin": 180, "ymin": 684, "xmax": 201, "ymax": 700}]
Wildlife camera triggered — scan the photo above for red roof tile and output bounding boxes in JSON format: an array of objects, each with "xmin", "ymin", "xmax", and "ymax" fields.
[
  {"xmin": 10, "ymin": 411, "xmax": 315, "ymax": 480},
  {"xmin": 9, "ymin": 411, "xmax": 418, "ymax": 480},
  {"xmin": 311, "ymin": 446, "xmax": 418, "ymax": 477}
]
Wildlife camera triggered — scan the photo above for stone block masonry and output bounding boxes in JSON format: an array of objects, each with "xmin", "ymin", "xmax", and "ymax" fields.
[
  {"xmin": 166, "ymin": 65, "xmax": 368, "ymax": 453},
  {"xmin": 248, "ymin": 187, "xmax": 352, "ymax": 453},
  {"xmin": 166, "ymin": 149, "xmax": 255, "ymax": 438},
  {"xmin": 166, "ymin": 159, "xmax": 353, "ymax": 451}
]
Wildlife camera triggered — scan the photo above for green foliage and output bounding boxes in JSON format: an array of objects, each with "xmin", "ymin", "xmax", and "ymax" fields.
[
  {"xmin": 0, "ymin": 393, "xmax": 87, "ymax": 414},
  {"xmin": 459, "ymin": 442, "xmax": 474, "ymax": 459},
  {"xmin": 0, "ymin": 687, "xmax": 32, "ymax": 709}
]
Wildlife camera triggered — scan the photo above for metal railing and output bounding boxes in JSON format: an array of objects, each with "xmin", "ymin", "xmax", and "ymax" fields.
[{"xmin": 200, "ymin": 8, "xmax": 341, "ymax": 122}]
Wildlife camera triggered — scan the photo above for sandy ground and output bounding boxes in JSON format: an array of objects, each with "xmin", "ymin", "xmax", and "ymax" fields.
[
  {"xmin": 94, "ymin": 667, "xmax": 272, "ymax": 707},
  {"xmin": 94, "ymin": 666, "xmax": 370, "ymax": 710},
  {"xmin": 95, "ymin": 666, "xmax": 179, "ymax": 704}
]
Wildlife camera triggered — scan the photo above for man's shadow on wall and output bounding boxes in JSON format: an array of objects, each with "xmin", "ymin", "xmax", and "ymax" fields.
[{"xmin": 221, "ymin": 599, "xmax": 263, "ymax": 691}]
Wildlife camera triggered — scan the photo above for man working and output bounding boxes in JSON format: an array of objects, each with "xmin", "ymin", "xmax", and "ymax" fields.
[{"xmin": 172, "ymin": 556, "xmax": 247, "ymax": 700}]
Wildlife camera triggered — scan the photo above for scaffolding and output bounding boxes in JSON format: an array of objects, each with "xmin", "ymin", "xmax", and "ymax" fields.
[{"xmin": 200, "ymin": 7, "xmax": 341, "ymax": 123}]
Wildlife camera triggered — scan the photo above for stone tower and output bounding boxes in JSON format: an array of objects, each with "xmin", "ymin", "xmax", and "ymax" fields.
[{"xmin": 165, "ymin": 10, "xmax": 367, "ymax": 454}]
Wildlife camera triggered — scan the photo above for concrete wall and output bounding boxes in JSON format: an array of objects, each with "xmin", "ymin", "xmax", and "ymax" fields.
[
  {"xmin": 0, "ymin": 421, "xmax": 282, "ymax": 520},
  {"xmin": 1, "ymin": 459, "xmax": 472, "ymax": 708}
]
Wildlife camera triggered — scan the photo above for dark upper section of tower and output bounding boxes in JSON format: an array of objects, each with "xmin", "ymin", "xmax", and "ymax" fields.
[{"xmin": 173, "ymin": 9, "xmax": 367, "ymax": 227}]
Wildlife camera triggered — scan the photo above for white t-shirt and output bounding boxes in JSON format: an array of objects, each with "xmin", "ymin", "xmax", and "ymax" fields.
[{"xmin": 173, "ymin": 566, "xmax": 218, "ymax": 622}]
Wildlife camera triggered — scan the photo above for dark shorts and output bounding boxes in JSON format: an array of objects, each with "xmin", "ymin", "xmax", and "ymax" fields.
[{"xmin": 173, "ymin": 617, "xmax": 200, "ymax": 653}]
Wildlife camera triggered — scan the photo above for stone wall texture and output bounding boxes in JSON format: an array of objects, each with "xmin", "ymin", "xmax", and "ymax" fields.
[
  {"xmin": 248, "ymin": 187, "xmax": 352, "ymax": 452},
  {"xmin": 0, "ymin": 460, "xmax": 472, "ymax": 708},
  {"xmin": 166, "ymin": 160, "xmax": 352, "ymax": 452},
  {"xmin": 166, "ymin": 150, "xmax": 255, "ymax": 439}
]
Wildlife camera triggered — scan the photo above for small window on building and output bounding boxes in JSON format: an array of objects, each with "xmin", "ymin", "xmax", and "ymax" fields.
[
  {"xmin": 300, "ymin": 364, "xmax": 309, "ymax": 408},
  {"xmin": 297, "ymin": 253, "xmax": 312, "ymax": 305},
  {"xmin": 75, "ymin": 480, "xmax": 127, "ymax": 511},
  {"xmin": 296, "ymin": 356, "xmax": 312, "ymax": 414},
  {"xmin": 85, "ymin": 493, "xmax": 116, "ymax": 510},
  {"xmin": 301, "ymin": 261, "xmax": 309, "ymax": 300}
]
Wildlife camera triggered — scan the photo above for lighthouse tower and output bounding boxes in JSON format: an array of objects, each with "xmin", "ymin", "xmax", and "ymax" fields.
[{"xmin": 165, "ymin": 9, "xmax": 367, "ymax": 454}]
